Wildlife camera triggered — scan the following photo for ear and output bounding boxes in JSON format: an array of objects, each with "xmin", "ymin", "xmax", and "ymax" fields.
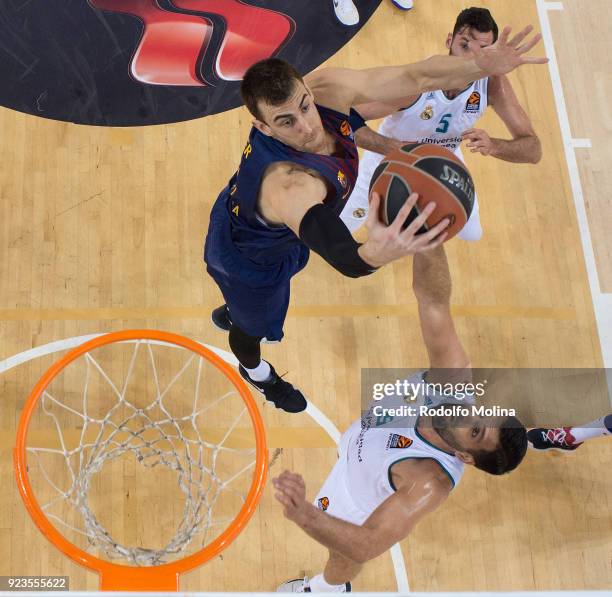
[
  {"xmin": 454, "ymin": 451, "xmax": 475, "ymax": 466},
  {"xmin": 252, "ymin": 118, "xmax": 272, "ymax": 137},
  {"xmin": 445, "ymin": 33, "xmax": 452, "ymax": 50}
]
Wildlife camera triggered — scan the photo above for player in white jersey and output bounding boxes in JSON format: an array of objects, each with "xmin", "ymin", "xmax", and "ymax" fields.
[
  {"xmin": 273, "ymin": 245, "xmax": 528, "ymax": 593},
  {"xmin": 340, "ymin": 7, "xmax": 542, "ymax": 240}
]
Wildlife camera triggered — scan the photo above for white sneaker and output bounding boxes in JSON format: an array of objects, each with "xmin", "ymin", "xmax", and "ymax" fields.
[
  {"xmin": 333, "ymin": 0, "xmax": 359, "ymax": 26},
  {"xmin": 391, "ymin": 0, "xmax": 413, "ymax": 9},
  {"xmin": 277, "ymin": 577, "xmax": 310, "ymax": 593},
  {"xmin": 277, "ymin": 576, "xmax": 352, "ymax": 593}
]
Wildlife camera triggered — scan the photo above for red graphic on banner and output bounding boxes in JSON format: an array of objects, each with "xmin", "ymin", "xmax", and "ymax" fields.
[
  {"xmin": 173, "ymin": 0, "xmax": 294, "ymax": 81},
  {"xmin": 89, "ymin": 0, "xmax": 293, "ymax": 86}
]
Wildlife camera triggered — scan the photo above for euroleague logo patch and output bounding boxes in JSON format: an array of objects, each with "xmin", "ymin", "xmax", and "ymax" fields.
[
  {"xmin": 0, "ymin": 0, "xmax": 383, "ymax": 126},
  {"xmin": 465, "ymin": 91, "xmax": 481, "ymax": 113},
  {"xmin": 337, "ymin": 170, "xmax": 348, "ymax": 188},
  {"xmin": 387, "ymin": 434, "xmax": 413, "ymax": 449},
  {"xmin": 317, "ymin": 496, "xmax": 330, "ymax": 511}
]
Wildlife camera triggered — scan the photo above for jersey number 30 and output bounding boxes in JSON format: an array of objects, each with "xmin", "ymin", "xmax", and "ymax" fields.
[{"xmin": 435, "ymin": 113, "xmax": 453, "ymax": 134}]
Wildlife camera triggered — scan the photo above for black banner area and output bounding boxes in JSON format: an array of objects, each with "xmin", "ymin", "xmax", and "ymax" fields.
[{"xmin": 0, "ymin": 0, "xmax": 382, "ymax": 126}]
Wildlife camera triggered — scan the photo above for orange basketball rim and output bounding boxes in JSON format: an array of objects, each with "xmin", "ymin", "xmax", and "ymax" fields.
[{"xmin": 13, "ymin": 329, "xmax": 269, "ymax": 591}]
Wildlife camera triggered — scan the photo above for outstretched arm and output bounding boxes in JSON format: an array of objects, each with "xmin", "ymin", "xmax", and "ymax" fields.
[
  {"xmin": 412, "ymin": 246, "xmax": 471, "ymax": 383},
  {"xmin": 462, "ymin": 75, "xmax": 542, "ymax": 163},
  {"xmin": 354, "ymin": 125, "xmax": 406, "ymax": 156},
  {"xmin": 262, "ymin": 165, "xmax": 451, "ymax": 276},
  {"xmin": 306, "ymin": 26, "xmax": 547, "ymax": 114},
  {"xmin": 272, "ymin": 469, "xmax": 449, "ymax": 564}
]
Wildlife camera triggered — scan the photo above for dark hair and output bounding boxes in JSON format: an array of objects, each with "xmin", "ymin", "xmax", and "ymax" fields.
[
  {"xmin": 471, "ymin": 417, "xmax": 527, "ymax": 475},
  {"xmin": 452, "ymin": 7, "xmax": 499, "ymax": 43},
  {"xmin": 241, "ymin": 58, "xmax": 304, "ymax": 122}
]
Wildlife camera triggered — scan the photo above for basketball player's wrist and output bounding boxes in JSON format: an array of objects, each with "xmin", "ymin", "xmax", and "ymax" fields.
[
  {"xmin": 358, "ymin": 243, "xmax": 385, "ymax": 269},
  {"xmin": 488, "ymin": 138, "xmax": 503, "ymax": 157},
  {"xmin": 294, "ymin": 502, "xmax": 320, "ymax": 530}
]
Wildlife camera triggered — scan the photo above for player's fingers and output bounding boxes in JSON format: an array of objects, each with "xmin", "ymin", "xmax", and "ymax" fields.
[
  {"xmin": 416, "ymin": 220, "xmax": 450, "ymax": 248},
  {"xmin": 281, "ymin": 477, "xmax": 305, "ymax": 496},
  {"xmin": 273, "ymin": 489, "xmax": 289, "ymax": 503},
  {"xmin": 274, "ymin": 492, "xmax": 294, "ymax": 509},
  {"xmin": 507, "ymin": 24, "xmax": 533, "ymax": 48},
  {"xmin": 423, "ymin": 231, "xmax": 448, "ymax": 251},
  {"xmin": 520, "ymin": 56, "xmax": 549, "ymax": 65},
  {"xmin": 402, "ymin": 200, "xmax": 436, "ymax": 238},
  {"xmin": 391, "ymin": 192, "xmax": 419, "ymax": 234},
  {"xmin": 366, "ymin": 192, "xmax": 382, "ymax": 230},
  {"xmin": 272, "ymin": 480, "xmax": 292, "ymax": 496},
  {"xmin": 516, "ymin": 32, "xmax": 543, "ymax": 54},
  {"xmin": 274, "ymin": 472, "xmax": 298, "ymax": 489},
  {"xmin": 497, "ymin": 25, "xmax": 511, "ymax": 46},
  {"xmin": 421, "ymin": 217, "xmax": 450, "ymax": 243}
]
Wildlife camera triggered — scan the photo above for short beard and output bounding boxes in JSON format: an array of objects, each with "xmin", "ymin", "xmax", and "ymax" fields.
[{"xmin": 432, "ymin": 414, "xmax": 463, "ymax": 451}]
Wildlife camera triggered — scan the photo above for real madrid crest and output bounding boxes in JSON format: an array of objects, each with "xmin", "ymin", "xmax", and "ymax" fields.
[{"xmin": 420, "ymin": 105, "xmax": 434, "ymax": 120}]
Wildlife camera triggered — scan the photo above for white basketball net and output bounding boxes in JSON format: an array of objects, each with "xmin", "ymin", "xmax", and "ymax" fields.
[{"xmin": 25, "ymin": 340, "xmax": 258, "ymax": 566}]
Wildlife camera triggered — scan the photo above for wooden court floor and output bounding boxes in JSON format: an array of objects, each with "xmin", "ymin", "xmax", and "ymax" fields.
[{"xmin": 0, "ymin": 0, "xmax": 610, "ymax": 592}]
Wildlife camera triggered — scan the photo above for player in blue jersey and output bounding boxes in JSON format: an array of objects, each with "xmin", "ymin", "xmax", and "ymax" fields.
[{"xmin": 204, "ymin": 27, "xmax": 547, "ymax": 413}]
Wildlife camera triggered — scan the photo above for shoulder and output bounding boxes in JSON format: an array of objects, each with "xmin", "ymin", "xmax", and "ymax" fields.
[
  {"xmin": 262, "ymin": 162, "xmax": 326, "ymax": 195},
  {"xmin": 390, "ymin": 458, "xmax": 454, "ymax": 497}
]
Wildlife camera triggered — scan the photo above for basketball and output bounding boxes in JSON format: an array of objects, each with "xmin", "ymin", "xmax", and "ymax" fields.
[{"xmin": 368, "ymin": 143, "xmax": 475, "ymax": 241}]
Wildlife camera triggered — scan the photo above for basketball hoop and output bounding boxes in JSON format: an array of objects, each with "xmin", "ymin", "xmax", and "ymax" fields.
[{"xmin": 14, "ymin": 330, "xmax": 268, "ymax": 591}]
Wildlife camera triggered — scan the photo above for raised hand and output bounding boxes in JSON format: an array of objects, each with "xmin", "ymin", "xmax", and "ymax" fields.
[
  {"xmin": 272, "ymin": 470, "xmax": 313, "ymax": 527},
  {"xmin": 471, "ymin": 25, "xmax": 548, "ymax": 76},
  {"xmin": 462, "ymin": 128, "xmax": 495, "ymax": 156}
]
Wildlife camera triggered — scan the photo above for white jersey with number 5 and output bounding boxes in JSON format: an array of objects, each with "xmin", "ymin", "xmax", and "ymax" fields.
[
  {"xmin": 379, "ymin": 77, "xmax": 489, "ymax": 150},
  {"xmin": 340, "ymin": 78, "xmax": 488, "ymax": 240},
  {"xmin": 313, "ymin": 371, "xmax": 470, "ymax": 525}
]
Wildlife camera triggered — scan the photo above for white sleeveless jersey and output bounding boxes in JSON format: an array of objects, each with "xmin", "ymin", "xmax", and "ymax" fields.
[
  {"xmin": 378, "ymin": 78, "xmax": 489, "ymax": 151},
  {"xmin": 340, "ymin": 371, "xmax": 470, "ymax": 515}
]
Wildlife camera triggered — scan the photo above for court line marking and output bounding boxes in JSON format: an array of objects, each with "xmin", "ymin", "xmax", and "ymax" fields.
[
  {"xmin": 571, "ymin": 138, "xmax": 592, "ymax": 149},
  {"xmin": 0, "ymin": 304, "xmax": 577, "ymax": 321},
  {"xmin": 0, "ymin": 334, "xmax": 410, "ymax": 593},
  {"xmin": 536, "ymin": 0, "xmax": 612, "ymax": 405},
  {"xmin": 543, "ymin": 1, "xmax": 564, "ymax": 9}
]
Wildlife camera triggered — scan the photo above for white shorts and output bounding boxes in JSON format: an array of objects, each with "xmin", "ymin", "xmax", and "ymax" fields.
[
  {"xmin": 339, "ymin": 146, "xmax": 482, "ymax": 242},
  {"xmin": 314, "ymin": 429, "xmax": 370, "ymax": 526}
]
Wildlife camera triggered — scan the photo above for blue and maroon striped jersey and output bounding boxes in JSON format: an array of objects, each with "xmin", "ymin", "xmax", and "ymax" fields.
[{"xmin": 218, "ymin": 104, "xmax": 358, "ymax": 265}]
